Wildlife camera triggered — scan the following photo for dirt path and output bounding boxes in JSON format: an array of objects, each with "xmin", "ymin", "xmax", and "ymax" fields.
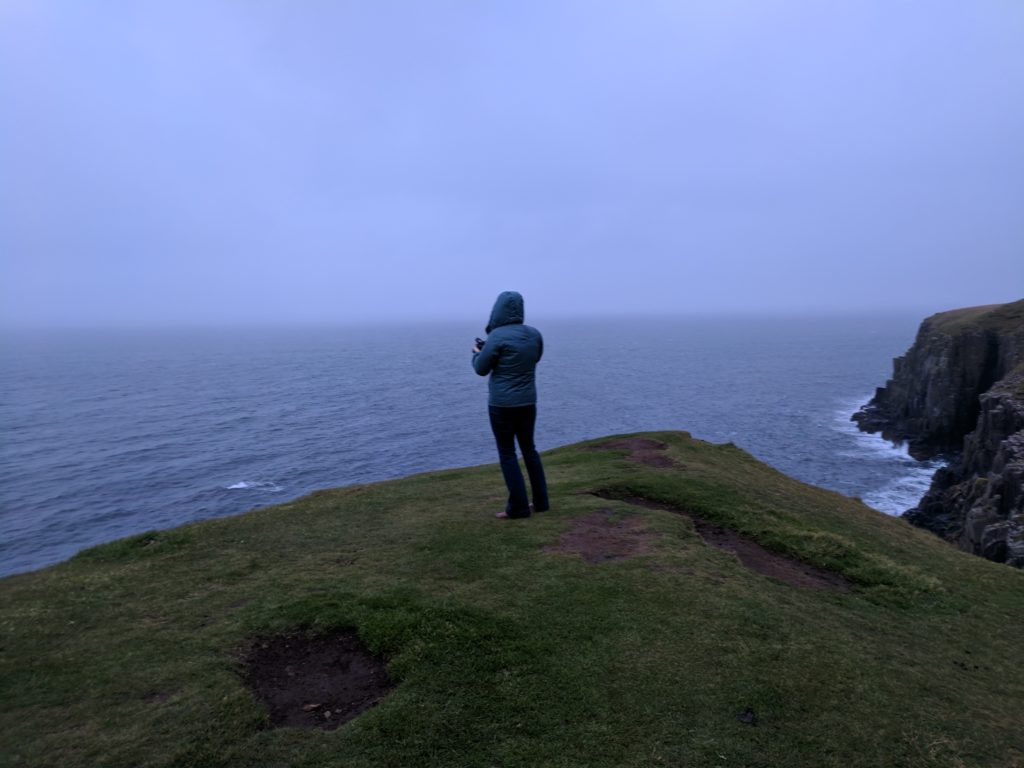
[
  {"xmin": 587, "ymin": 437, "xmax": 681, "ymax": 468},
  {"xmin": 592, "ymin": 491, "xmax": 851, "ymax": 591}
]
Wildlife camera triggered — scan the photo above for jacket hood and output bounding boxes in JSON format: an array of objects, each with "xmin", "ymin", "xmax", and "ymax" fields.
[{"xmin": 485, "ymin": 291, "xmax": 525, "ymax": 334}]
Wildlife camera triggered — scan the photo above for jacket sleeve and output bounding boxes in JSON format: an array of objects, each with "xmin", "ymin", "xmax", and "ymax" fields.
[
  {"xmin": 472, "ymin": 338, "xmax": 500, "ymax": 376},
  {"xmin": 536, "ymin": 330, "xmax": 544, "ymax": 363}
]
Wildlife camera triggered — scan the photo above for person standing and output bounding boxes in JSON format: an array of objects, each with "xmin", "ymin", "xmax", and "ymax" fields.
[{"xmin": 472, "ymin": 291, "xmax": 550, "ymax": 519}]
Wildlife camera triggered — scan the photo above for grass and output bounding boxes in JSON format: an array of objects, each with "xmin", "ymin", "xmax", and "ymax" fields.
[
  {"xmin": 927, "ymin": 299, "xmax": 1024, "ymax": 336},
  {"xmin": 2, "ymin": 431, "xmax": 1023, "ymax": 768}
]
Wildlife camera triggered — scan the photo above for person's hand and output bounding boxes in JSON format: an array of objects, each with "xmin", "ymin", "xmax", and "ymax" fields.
[{"xmin": 472, "ymin": 344, "xmax": 482, "ymax": 353}]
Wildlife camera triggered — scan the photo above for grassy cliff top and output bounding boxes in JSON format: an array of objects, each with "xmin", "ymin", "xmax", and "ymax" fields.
[
  {"xmin": 926, "ymin": 299, "xmax": 1024, "ymax": 336},
  {"xmin": 2, "ymin": 432, "xmax": 1022, "ymax": 768}
]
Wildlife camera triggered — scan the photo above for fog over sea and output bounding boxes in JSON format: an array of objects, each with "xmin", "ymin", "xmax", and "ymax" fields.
[{"xmin": 0, "ymin": 315, "xmax": 945, "ymax": 577}]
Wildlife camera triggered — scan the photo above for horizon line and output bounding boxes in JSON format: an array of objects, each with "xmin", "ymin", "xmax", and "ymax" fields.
[{"xmin": 0, "ymin": 306, "xmax": 970, "ymax": 332}]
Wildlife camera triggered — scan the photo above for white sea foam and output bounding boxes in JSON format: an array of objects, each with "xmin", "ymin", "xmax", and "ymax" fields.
[
  {"xmin": 832, "ymin": 395, "xmax": 946, "ymax": 516},
  {"xmin": 226, "ymin": 480, "xmax": 284, "ymax": 492},
  {"xmin": 861, "ymin": 465, "xmax": 943, "ymax": 516}
]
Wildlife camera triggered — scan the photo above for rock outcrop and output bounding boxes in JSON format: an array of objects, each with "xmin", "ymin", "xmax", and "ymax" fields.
[{"xmin": 853, "ymin": 300, "xmax": 1024, "ymax": 567}]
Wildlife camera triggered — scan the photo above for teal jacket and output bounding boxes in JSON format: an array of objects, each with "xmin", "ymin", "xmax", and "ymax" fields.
[{"xmin": 472, "ymin": 291, "xmax": 544, "ymax": 407}]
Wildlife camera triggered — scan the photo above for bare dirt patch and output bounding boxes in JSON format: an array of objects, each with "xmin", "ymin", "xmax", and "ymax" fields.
[
  {"xmin": 586, "ymin": 437, "xmax": 680, "ymax": 469},
  {"xmin": 545, "ymin": 509, "xmax": 657, "ymax": 564},
  {"xmin": 241, "ymin": 631, "xmax": 394, "ymax": 730},
  {"xmin": 592, "ymin": 492, "xmax": 851, "ymax": 592}
]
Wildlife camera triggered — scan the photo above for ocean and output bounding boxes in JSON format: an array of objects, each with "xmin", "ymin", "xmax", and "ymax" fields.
[{"xmin": 0, "ymin": 316, "xmax": 944, "ymax": 577}]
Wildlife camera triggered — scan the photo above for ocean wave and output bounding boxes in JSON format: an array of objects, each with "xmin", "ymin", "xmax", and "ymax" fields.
[
  {"xmin": 832, "ymin": 395, "xmax": 945, "ymax": 516},
  {"xmin": 225, "ymin": 480, "xmax": 284, "ymax": 492},
  {"xmin": 862, "ymin": 467, "xmax": 941, "ymax": 516},
  {"xmin": 834, "ymin": 397, "xmax": 912, "ymax": 459}
]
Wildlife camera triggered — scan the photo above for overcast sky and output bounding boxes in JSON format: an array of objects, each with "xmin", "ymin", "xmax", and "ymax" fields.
[{"xmin": 1, "ymin": 1, "xmax": 1022, "ymax": 327}]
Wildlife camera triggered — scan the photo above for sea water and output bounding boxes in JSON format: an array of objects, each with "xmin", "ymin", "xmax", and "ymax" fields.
[{"xmin": 0, "ymin": 315, "xmax": 939, "ymax": 577}]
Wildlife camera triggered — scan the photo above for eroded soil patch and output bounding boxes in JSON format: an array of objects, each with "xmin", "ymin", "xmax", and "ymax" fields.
[
  {"xmin": 242, "ymin": 631, "xmax": 394, "ymax": 730},
  {"xmin": 592, "ymin": 492, "xmax": 851, "ymax": 592},
  {"xmin": 545, "ymin": 509, "xmax": 656, "ymax": 564},
  {"xmin": 586, "ymin": 437, "xmax": 680, "ymax": 468}
]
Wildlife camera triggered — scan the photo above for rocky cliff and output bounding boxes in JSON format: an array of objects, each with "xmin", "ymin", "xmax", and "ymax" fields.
[{"xmin": 853, "ymin": 300, "xmax": 1024, "ymax": 567}]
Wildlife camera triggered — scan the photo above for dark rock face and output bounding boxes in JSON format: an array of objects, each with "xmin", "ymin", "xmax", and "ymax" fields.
[{"xmin": 853, "ymin": 301, "xmax": 1024, "ymax": 567}]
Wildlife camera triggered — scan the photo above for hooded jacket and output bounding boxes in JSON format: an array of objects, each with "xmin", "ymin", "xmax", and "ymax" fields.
[{"xmin": 472, "ymin": 291, "xmax": 544, "ymax": 407}]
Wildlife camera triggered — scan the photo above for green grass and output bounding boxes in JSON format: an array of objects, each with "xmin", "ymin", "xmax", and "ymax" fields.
[
  {"xmin": 927, "ymin": 299, "xmax": 1024, "ymax": 336},
  {"xmin": 2, "ymin": 431, "xmax": 1023, "ymax": 768}
]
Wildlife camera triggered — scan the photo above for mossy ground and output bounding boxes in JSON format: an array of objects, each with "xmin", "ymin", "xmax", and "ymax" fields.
[
  {"xmin": 927, "ymin": 299, "xmax": 1024, "ymax": 336},
  {"xmin": 2, "ymin": 432, "xmax": 1022, "ymax": 768}
]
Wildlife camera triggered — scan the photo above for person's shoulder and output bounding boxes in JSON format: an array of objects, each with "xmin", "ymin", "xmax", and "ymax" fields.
[{"xmin": 498, "ymin": 324, "xmax": 541, "ymax": 343}]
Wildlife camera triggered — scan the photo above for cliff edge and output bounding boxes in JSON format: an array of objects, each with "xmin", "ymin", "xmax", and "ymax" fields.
[
  {"xmin": 853, "ymin": 299, "xmax": 1024, "ymax": 566},
  {"xmin": 4, "ymin": 430, "xmax": 1024, "ymax": 767}
]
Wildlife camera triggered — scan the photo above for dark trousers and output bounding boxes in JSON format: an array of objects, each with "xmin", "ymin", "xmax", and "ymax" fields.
[{"xmin": 488, "ymin": 404, "xmax": 549, "ymax": 518}]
